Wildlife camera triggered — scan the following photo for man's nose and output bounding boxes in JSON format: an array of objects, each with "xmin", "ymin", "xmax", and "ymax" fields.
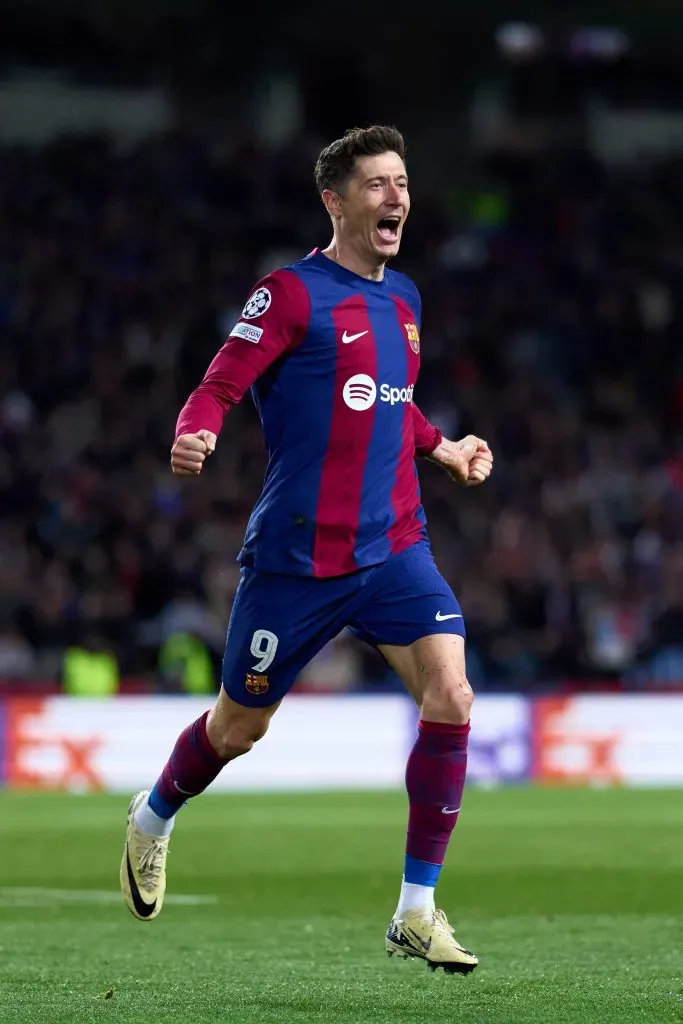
[{"xmin": 385, "ymin": 182, "xmax": 403, "ymax": 204}]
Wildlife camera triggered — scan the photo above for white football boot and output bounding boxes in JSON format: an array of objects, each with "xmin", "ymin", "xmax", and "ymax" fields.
[
  {"xmin": 386, "ymin": 908, "xmax": 478, "ymax": 974},
  {"xmin": 120, "ymin": 791, "xmax": 169, "ymax": 921}
]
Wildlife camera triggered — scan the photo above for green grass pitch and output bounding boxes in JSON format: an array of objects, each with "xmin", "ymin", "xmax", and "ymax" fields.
[{"xmin": 1, "ymin": 787, "xmax": 682, "ymax": 1023}]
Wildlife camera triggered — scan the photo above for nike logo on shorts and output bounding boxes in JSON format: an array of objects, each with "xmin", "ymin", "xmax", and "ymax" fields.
[
  {"xmin": 441, "ymin": 806, "xmax": 461, "ymax": 814},
  {"xmin": 342, "ymin": 330, "xmax": 368, "ymax": 344},
  {"xmin": 435, "ymin": 612, "xmax": 463, "ymax": 621}
]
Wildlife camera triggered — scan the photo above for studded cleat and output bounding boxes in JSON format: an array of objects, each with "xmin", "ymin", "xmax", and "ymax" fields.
[
  {"xmin": 386, "ymin": 908, "xmax": 478, "ymax": 975},
  {"xmin": 120, "ymin": 791, "xmax": 169, "ymax": 921}
]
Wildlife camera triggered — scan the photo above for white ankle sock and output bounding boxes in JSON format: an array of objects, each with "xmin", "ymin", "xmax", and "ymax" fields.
[
  {"xmin": 396, "ymin": 879, "xmax": 436, "ymax": 917},
  {"xmin": 134, "ymin": 795, "xmax": 175, "ymax": 838}
]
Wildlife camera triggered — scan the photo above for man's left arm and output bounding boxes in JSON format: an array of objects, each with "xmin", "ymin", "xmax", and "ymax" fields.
[
  {"xmin": 412, "ymin": 403, "xmax": 442, "ymax": 457},
  {"xmin": 412, "ymin": 405, "xmax": 493, "ymax": 488}
]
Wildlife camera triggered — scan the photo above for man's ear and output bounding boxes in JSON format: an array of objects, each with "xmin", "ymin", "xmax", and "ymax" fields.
[{"xmin": 321, "ymin": 188, "xmax": 343, "ymax": 220}]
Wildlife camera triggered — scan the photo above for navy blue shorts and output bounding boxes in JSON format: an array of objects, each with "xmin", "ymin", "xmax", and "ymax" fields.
[{"xmin": 222, "ymin": 541, "xmax": 465, "ymax": 707}]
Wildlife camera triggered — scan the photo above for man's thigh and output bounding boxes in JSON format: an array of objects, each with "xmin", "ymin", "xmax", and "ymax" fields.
[
  {"xmin": 222, "ymin": 567, "xmax": 360, "ymax": 707},
  {"xmin": 348, "ymin": 542, "xmax": 467, "ymax": 705},
  {"xmin": 349, "ymin": 541, "xmax": 466, "ymax": 649}
]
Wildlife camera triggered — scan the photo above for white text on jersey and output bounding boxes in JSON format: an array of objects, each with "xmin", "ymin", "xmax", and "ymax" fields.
[{"xmin": 379, "ymin": 383, "xmax": 414, "ymax": 406}]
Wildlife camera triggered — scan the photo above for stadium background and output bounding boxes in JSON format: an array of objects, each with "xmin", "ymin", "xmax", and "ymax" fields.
[
  {"xmin": 4, "ymin": 1, "xmax": 683, "ymax": 696},
  {"xmin": 2, "ymin": 6, "xmax": 683, "ymax": 1024},
  {"xmin": 2, "ymin": 2, "xmax": 683, "ymax": 785}
]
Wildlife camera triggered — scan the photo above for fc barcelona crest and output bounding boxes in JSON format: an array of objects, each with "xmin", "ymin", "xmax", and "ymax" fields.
[
  {"xmin": 404, "ymin": 322, "xmax": 420, "ymax": 354},
  {"xmin": 245, "ymin": 673, "xmax": 269, "ymax": 695}
]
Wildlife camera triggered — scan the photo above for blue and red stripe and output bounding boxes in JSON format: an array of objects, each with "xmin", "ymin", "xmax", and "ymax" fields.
[
  {"xmin": 353, "ymin": 296, "xmax": 407, "ymax": 566},
  {"xmin": 388, "ymin": 294, "xmax": 423, "ymax": 554},
  {"xmin": 312, "ymin": 296, "xmax": 377, "ymax": 576}
]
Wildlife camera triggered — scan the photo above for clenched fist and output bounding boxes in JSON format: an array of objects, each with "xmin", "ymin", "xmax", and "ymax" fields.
[
  {"xmin": 429, "ymin": 435, "xmax": 493, "ymax": 487},
  {"xmin": 171, "ymin": 430, "xmax": 217, "ymax": 476}
]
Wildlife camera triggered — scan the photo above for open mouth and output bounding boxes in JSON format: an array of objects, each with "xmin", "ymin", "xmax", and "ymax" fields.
[{"xmin": 376, "ymin": 215, "xmax": 401, "ymax": 243}]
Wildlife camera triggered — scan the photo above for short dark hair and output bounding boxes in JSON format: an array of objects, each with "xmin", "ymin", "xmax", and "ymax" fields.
[{"xmin": 314, "ymin": 125, "xmax": 406, "ymax": 195}]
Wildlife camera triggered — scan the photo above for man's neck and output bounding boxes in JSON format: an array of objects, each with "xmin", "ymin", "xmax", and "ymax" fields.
[{"xmin": 320, "ymin": 241, "xmax": 385, "ymax": 281}]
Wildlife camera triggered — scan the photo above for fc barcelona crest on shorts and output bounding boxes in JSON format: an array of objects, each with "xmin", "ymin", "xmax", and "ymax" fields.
[
  {"xmin": 404, "ymin": 322, "xmax": 420, "ymax": 354},
  {"xmin": 245, "ymin": 673, "xmax": 269, "ymax": 695}
]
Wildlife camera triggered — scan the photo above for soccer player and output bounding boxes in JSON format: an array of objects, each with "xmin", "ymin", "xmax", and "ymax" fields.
[{"xmin": 120, "ymin": 125, "xmax": 493, "ymax": 974}]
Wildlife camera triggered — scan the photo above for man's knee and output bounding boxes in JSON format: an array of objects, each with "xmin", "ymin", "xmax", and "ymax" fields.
[
  {"xmin": 206, "ymin": 705, "xmax": 272, "ymax": 760},
  {"xmin": 421, "ymin": 670, "xmax": 474, "ymax": 725}
]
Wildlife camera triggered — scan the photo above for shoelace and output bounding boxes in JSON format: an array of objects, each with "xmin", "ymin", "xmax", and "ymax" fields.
[
  {"xmin": 433, "ymin": 909, "xmax": 455, "ymax": 935},
  {"xmin": 399, "ymin": 909, "xmax": 454, "ymax": 943},
  {"xmin": 136, "ymin": 837, "xmax": 168, "ymax": 892},
  {"xmin": 432, "ymin": 909, "xmax": 470, "ymax": 952}
]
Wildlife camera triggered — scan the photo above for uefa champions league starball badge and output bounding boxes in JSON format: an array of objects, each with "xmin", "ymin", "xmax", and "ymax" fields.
[{"xmin": 242, "ymin": 287, "xmax": 272, "ymax": 319}]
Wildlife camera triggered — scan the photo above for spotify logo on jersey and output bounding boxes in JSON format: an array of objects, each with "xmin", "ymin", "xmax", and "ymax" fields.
[
  {"xmin": 342, "ymin": 375, "xmax": 415, "ymax": 411},
  {"xmin": 343, "ymin": 374, "xmax": 377, "ymax": 410}
]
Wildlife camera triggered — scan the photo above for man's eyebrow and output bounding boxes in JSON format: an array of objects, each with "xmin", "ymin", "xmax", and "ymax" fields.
[{"xmin": 362, "ymin": 173, "xmax": 409, "ymax": 184}]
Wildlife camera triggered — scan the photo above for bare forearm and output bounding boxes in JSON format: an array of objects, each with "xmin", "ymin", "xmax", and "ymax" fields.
[{"xmin": 427, "ymin": 437, "xmax": 456, "ymax": 466}]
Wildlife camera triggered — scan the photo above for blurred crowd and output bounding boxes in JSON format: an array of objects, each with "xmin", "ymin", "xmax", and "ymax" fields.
[{"xmin": 2, "ymin": 131, "xmax": 683, "ymax": 691}]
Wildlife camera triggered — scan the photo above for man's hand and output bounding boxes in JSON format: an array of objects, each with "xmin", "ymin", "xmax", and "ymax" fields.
[
  {"xmin": 170, "ymin": 430, "xmax": 217, "ymax": 476},
  {"xmin": 428, "ymin": 435, "xmax": 493, "ymax": 487}
]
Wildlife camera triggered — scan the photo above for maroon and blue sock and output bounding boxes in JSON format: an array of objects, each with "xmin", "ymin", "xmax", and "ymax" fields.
[
  {"xmin": 147, "ymin": 712, "xmax": 228, "ymax": 819},
  {"xmin": 399, "ymin": 720, "xmax": 470, "ymax": 912}
]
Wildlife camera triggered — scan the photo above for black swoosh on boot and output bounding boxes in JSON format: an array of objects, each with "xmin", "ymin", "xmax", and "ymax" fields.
[{"xmin": 126, "ymin": 851, "xmax": 157, "ymax": 918}]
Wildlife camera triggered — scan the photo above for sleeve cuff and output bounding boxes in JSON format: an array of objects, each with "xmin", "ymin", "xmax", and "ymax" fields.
[{"xmin": 416, "ymin": 426, "xmax": 442, "ymax": 458}]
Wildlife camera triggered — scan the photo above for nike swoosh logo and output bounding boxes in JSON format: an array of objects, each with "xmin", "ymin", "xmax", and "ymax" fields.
[
  {"xmin": 435, "ymin": 612, "xmax": 463, "ymax": 621},
  {"xmin": 126, "ymin": 850, "xmax": 157, "ymax": 919},
  {"xmin": 406, "ymin": 928, "xmax": 432, "ymax": 952},
  {"xmin": 342, "ymin": 330, "xmax": 368, "ymax": 344},
  {"xmin": 173, "ymin": 781, "xmax": 196, "ymax": 796},
  {"xmin": 441, "ymin": 806, "xmax": 461, "ymax": 814}
]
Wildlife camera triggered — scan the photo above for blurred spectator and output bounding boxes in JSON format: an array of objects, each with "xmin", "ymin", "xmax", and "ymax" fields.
[
  {"xmin": 62, "ymin": 634, "xmax": 119, "ymax": 696},
  {"xmin": 0, "ymin": 623, "xmax": 36, "ymax": 680},
  {"xmin": 158, "ymin": 631, "xmax": 216, "ymax": 695},
  {"xmin": 296, "ymin": 632, "xmax": 364, "ymax": 693}
]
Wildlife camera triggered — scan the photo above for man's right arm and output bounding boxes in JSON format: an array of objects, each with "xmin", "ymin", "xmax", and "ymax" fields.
[{"xmin": 172, "ymin": 270, "xmax": 310, "ymax": 475}]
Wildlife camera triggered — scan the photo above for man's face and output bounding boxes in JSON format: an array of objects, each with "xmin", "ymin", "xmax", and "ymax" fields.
[{"xmin": 326, "ymin": 151, "xmax": 410, "ymax": 263}]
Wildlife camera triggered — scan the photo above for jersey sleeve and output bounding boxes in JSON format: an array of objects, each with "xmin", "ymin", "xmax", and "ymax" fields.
[
  {"xmin": 175, "ymin": 269, "xmax": 310, "ymax": 439},
  {"xmin": 412, "ymin": 403, "xmax": 442, "ymax": 457},
  {"xmin": 406, "ymin": 282, "xmax": 438, "ymax": 455},
  {"xmin": 409, "ymin": 280, "xmax": 422, "ymax": 327}
]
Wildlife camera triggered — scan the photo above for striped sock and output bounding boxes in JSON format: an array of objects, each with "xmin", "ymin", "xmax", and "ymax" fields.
[
  {"xmin": 396, "ymin": 720, "xmax": 470, "ymax": 916},
  {"xmin": 147, "ymin": 711, "xmax": 228, "ymax": 819}
]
